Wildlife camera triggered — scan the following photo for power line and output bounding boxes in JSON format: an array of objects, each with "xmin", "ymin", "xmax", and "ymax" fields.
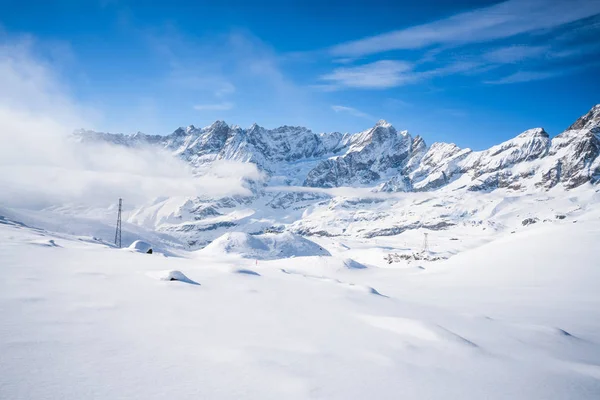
[{"xmin": 114, "ymin": 198, "xmax": 122, "ymax": 248}]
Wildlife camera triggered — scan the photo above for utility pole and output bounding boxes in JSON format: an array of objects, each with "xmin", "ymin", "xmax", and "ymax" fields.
[{"xmin": 114, "ymin": 198, "xmax": 122, "ymax": 248}]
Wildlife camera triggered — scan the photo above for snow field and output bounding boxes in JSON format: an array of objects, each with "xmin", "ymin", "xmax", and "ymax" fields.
[{"xmin": 1, "ymin": 206, "xmax": 599, "ymax": 399}]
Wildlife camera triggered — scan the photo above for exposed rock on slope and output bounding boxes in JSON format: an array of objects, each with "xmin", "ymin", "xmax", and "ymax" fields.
[
  {"xmin": 304, "ymin": 120, "xmax": 419, "ymax": 188},
  {"xmin": 541, "ymin": 106, "xmax": 600, "ymax": 189}
]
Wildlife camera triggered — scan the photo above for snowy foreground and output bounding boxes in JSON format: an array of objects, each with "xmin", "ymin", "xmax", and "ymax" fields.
[{"xmin": 1, "ymin": 207, "xmax": 600, "ymax": 399}]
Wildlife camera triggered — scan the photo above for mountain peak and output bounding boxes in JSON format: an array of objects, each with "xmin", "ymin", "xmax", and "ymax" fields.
[
  {"xmin": 207, "ymin": 120, "xmax": 228, "ymax": 130},
  {"xmin": 375, "ymin": 119, "xmax": 392, "ymax": 128},
  {"xmin": 516, "ymin": 128, "xmax": 548, "ymax": 139},
  {"xmin": 185, "ymin": 125, "xmax": 196, "ymax": 133},
  {"xmin": 567, "ymin": 105, "xmax": 600, "ymax": 131}
]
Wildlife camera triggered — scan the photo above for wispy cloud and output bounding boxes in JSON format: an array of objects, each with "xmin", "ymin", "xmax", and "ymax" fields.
[
  {"xmin": 145, "ymin": 28, "xmax": 315, "ymax": 127},
  {"xmin": 330, "ymin": 0, "xmax": 600, "ymax": 57},
  {"xmin": 320, "ymin": 15, "xmax": 599, "ymax": 91},
  {"xmin": 485, "ymin": 58, "xmax": 600, "ymax": 84},
  {"xmin": 548, "ymin": 40, "xmax": 600, "ymax": 59},
  {"xmin": 482, "ymin": 45, "xmax": 550, "ymax": 64},
  {"xmin": 320, "ymin": 59, "xmax": 481, "ymax": 90},
  {"xmin": 193, "ymin": 102, "xmax": 234, "ymax": 111},
  {"xmin": 331, "ymin": 105, "xmax": 373, "ymax": 119},
  {"xmin": 486, "ymin": 70, "xmax": 561, "ymax": 84},
  {"xmin": 321, "ymin": 60, "xmax": 414, "ymax": 89}
]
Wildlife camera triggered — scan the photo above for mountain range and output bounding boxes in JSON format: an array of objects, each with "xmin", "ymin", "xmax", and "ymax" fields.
[{"xmin": 75, "ymin": 104, "xmax": 600, "ymax": 248}]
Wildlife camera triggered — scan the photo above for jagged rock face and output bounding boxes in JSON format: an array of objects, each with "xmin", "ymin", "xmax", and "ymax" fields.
[
  {"xmin": 304, "ymin": 120, "xmax": 415, "ymax": 187},
  {"xmin": 73, "ymin": 130, "xmax": 163, "ymax": 146},
  {"xmin": 403, "ymin": 136, "xmax": 427, "ymax": 173},
  {"xmin": 304, "ymin": 157, "xmax": 381, "ymax": 188},
  {"xmin": 267, "ymin": 191, "xmax": 330, "ymax": 210},
  {"xmin": 76, "ymin": 121, "xmax": 334, "ymax": 171},
  {"xmin": 567, "ymin": 104, "xmax": 600, "ymax": 131},
  {"xmin": 380, "ymin": 125, "xmax": 592, "ymax": 193},
  {"xmin": 538, "ymin": 107, "xmax": 600, "ymax": 189},
  {"xmin": 244, "ymin": 124, "xmax": 322, "ymax": 163},
  {"xmin": 462, "ymin": 128, "xmax": 551, "ymax": 178},
  {"xmin": 542, "ymin": 128, "xmax": 600, "ymax": 189},
  {"xmin": 406, "ymin": 142, "xmax": 472, "ymax": 191},
  {"xmin": 173, "ymin": 122, "xmax": 325, "ymax": 168},
  {"xmin": 379, "ymin": 175, "xmax": 411, "ymax": 192},
  {"xmin": 379, "ymin": 127, "xmax": 552, "ymax": 192}
]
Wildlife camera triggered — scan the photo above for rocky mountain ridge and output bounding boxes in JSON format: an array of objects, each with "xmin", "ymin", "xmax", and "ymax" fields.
[{"xmin": 76, "ymin": 105, "xmax": 600, "ymax": 192}]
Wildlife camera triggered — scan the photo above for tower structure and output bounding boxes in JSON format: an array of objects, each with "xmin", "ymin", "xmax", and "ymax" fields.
[
  {"xmin": 421, "ymin": 232, "xmax": 429, "ymax": 254},
  {"xmin": 114, "ymin": 198, "xmax": 122, "ymax": 248}
]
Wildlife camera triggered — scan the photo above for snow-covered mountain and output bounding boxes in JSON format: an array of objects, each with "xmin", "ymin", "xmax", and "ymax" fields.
[
  {"xmin": 74, "ymin": 105, "xmax": 600, "ymax": 247},
  {"xmin": 76, "ymin": 105, "xmax": 600, "ymax": 191}
]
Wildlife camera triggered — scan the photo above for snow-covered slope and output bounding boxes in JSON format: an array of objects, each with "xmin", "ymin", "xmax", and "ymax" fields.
[
  {"xmin": 3, "ymin": 104, "xmax": 600, "ymax": 399},
  {"xmin": 1, "ymin": 197, "xmax": 600, "ymax": 399}
]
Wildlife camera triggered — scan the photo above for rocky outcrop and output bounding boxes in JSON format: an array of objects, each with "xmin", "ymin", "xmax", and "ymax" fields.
[
  {"xmin": 540, "ymin": 108, "xmax": 600, "ymax": 189},
  {"xmin": 304, "ymin": 120, "xmax": 416, "ymax": 187},
  {"xmin": 406, "ymin": 142, "xmax": 472, "ymax": 191}
]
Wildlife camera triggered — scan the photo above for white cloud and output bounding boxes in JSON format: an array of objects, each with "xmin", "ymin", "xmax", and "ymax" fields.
[
  {"xmin": 321, "ymin": 60, "xmax": 414, "ymax": 89},
  {"xmin": 331, "ymin": 105, "xmax": 373, "ymax": 119},
  {"xmin": 486, "ymin": 70, "xmax": 562, "ymax": 84},
  {"xmin": 320, "ymin": 59, "xmax": 481, "ymax": 90},
  {"xmin": 548, "ymin": 40, "xmax": 600, "ymax": 59},
  {"xmin": 0, "ymin": 37, "xmax": 259, "ymax": 210},
  {"xmin": 486, "ymin": 58, "xmax": 600, "ymax": 84},
  {"xmin": 330, "ymin": 0, "xmax": 600, "ymax": 57},
  {"xmin": 193, "ymin": 102, "xmax": 234, "ymax": 111}
]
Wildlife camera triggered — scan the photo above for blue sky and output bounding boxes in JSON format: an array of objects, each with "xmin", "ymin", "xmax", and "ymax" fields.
[{"xmin": 1, "ymin": 0, "xmax": 600, "ymax": 149}]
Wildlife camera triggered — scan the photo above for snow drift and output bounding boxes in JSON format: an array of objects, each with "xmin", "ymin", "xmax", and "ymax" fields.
[
  {"xmin": 127, "ymin": 240, "xmax": 153, "ymax": 254},
  {"xmin": 198, "ymin": 231, "xmax": 331, "ymax": 260}
]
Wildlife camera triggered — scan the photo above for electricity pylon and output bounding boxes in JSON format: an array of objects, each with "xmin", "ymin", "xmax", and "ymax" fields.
[
  {"xmin": 114, "ymin": 198, "xmax": 122, "ymax": 248},
  {"xmin": 421, "ymin": 232, "xmax": 429, "ymax": 254}
]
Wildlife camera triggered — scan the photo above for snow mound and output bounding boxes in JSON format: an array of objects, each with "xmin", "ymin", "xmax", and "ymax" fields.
[
  {"xmin": 147, "ymin": 270, "xmax": 199, "ymax": 285},
  {"xmin": 361, "ymin": 315, "xmax": 477, "ymax": 348},
  {"xmin": 199, "ymin": 231, "xmax": 331, "ymax": 260},
  {"xmin": 127, "ymin": 240, "xmax": 153, "ymax": 254},
  {"xmin": 342, "ymin": 258, "xmax": 367, "ymax": 269},
  {"xmin": 344, "ymin": 283, "xmax": 386, "ymax": 297}
]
